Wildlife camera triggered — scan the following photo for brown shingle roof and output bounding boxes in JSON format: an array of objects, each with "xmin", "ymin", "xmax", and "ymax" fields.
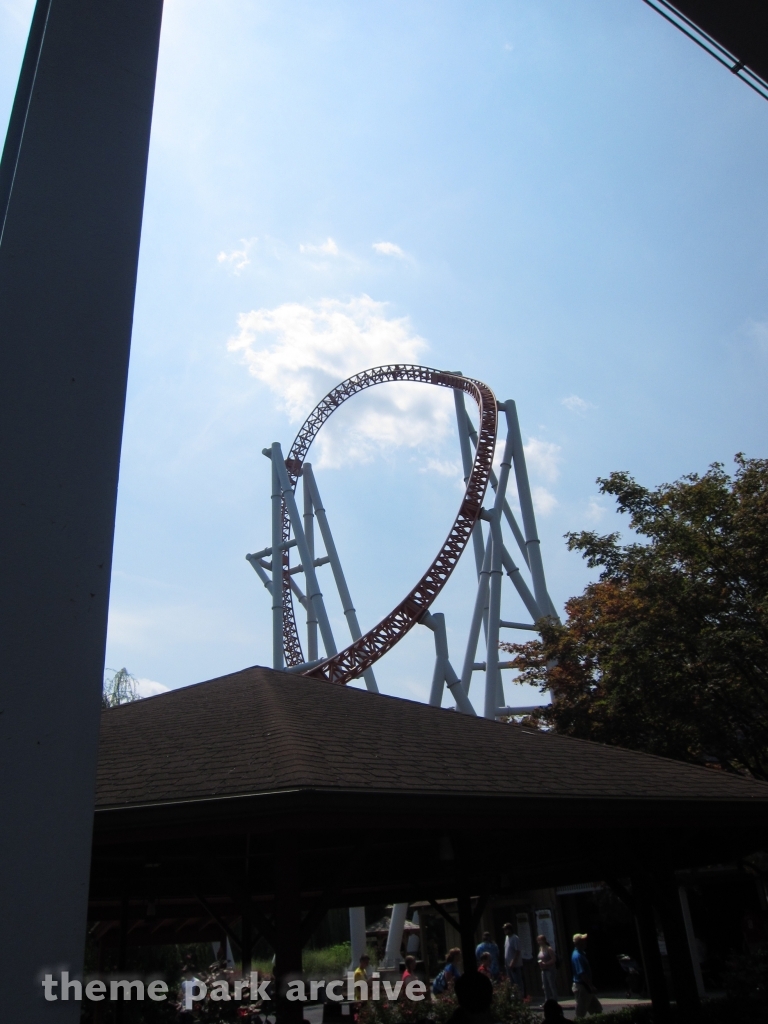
[{"xmin": 96, "ymin": 665, "xmax": 768, "ymax": 811}]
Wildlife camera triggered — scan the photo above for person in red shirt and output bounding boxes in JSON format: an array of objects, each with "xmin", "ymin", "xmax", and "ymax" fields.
[
  {"xmin": 402, "ymin": 955, "xmax": 417, "ymax": 981},
  {"xmin": 478, "ymin": 951, "xmax": 494, "ymax": 980}
]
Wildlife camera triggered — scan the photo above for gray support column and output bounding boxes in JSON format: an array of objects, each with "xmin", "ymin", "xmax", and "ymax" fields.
[
  {"xmin": 422, "ymin": 611, "xmax": 476, "ymax": 715},
  {"xmin": 271, "ymin": 445, "xmax": 285, "ymax": 670},
  {"xmin": 464, "ymin": 409, "xmax": 529, "ymax": 568},
  {"xmin": 505, "ymin": 401, "xmax": 557, "ymax": 619},
  {"xmin": 382, "ymin": 902, "xmax": 409, "ymax": 970},
  {"xmin": 0, "ymin": 3, "xmax": 164, "ymax": 1021},
  {"xmin": 302, "ymin": 464, "xmax": 376, "ymax": 691},
  {"xmin": 302, "ymin": 473, "xmax": 318, "ymax": 662},
  {"xmin": 272, "ymin": 449, "xmax": 337, "ymax": 659},
  {"xmin": 454, "ymin": 389, "xmax": 485, "ymax": 576},
  {"xmin": 483, "ymin": 416, "xmax": 516, "ymax": 719},
  {"xmin": 484, "ymin": 522, "xmax": 504, "ymax": 719},
  {"xmin": 460, "ymin": 533, "xmax": 493, "ymax": 693}
]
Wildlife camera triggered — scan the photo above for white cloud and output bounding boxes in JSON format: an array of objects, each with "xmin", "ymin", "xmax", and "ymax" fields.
[
  {"xmin": 561, "ymin": 394, "xmax": 594, "ymax": 414},
  {"xmin": 300, "ymin": 237, "xmax": 339, "ymax": 256},
  {"xmin": 523, "ymin": 437, "xmax": 562, "ymax": 483},
  {"xmin": 373, "ymin": 241, "xmax": 406, "ymax": 258},
  {"xmin": 504, "ymin": 42, "xmax": 514, "ymax": 51},
  {"xmin": 136, "ymin": 677, "xmax": 170, "ymax": 699},
  {"xmin": 217, "ymin": 237, "xmax": 256, "ymax": 274},
  {"xmin": 585, "ymin": 497, "xmax": 607, "ymax": 523},
  {"xmin": 532, "ymin": 486, "xmax": 558, "ymax": 515},
  {"xmin": 227, "ymin": 295, "xmax": 454, "ymax": 467},
  {"xmin": 421, "ymin": 457, "xmax": 462, "ymax": 479}
]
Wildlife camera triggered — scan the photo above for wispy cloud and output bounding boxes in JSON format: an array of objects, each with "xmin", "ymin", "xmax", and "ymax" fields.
[
  {"xmin": 227, "ymin": 295, "xmax": 453, "ymax": 467},
  {"xmin": 299, "ymin": 237, "xmax": 339, "ymax": 256},
  {"xmin": 373, "ymin": 241, "xmax": 406, "ymax": 258},
  {"xmin": 561, "ymin": 394, "xmax": 594, "ymax": 414},
  {"xmin": 585, "ymin": 496, "xmax": 607, "ymax": 523},
  {"xmin": 421, "ymin": 457, "xmax": 462, "ymax": 479},
  {"xmin": 532, "ymin": 486, "xmax": 558, "ymax": 515},
  {"xmin": 217, "ymin": 237, "xmax": 257, "ymax": 274},
  {"xmin": 523, "ymin": 437, "xmax": 562, "ymax": 483}
]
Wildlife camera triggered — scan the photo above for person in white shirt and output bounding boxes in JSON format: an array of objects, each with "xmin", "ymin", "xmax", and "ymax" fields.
[
  {"xmin": 537, "ymin": 934, "xmax": 558, "ymax": 1002},
  {"xmin": 503, "ymin": 922, "xmax": 524, "ymax": 995}
]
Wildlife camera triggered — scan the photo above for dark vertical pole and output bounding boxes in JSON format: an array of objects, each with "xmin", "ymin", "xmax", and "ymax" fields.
[
  {"xmin": 457, "ymin": 891, "xmax": 477, "ymax": 974},
  {"xmin": 656, "ymin": 874, "xmax": 701, "ymax": 1018},
  {"xmin": 0, "ymin": 0, "xmax": 52, "ymax": 232},
  {"xmin": 241, "ymin": 903, "xmax": 253, "ymax": 979},
  {"xmin": 274, "ymin": 837, "xmax": 303, "ymax": 1024},
  {"xmin": 0, "ymin": 2, "xmax": 164, "ymax": 1022},
  {"xmin": 115, "ymin": 897, "xmax": 129, "ymax": 1024},
  {"xmin": 631, "ymin": 874, "xmax": 670, "ymax": 1023}
]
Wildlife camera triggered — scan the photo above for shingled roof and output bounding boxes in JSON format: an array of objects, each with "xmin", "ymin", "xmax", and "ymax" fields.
[{"xmin": 96, "ymin": 664, "xmax": 768, "ymax": 812}]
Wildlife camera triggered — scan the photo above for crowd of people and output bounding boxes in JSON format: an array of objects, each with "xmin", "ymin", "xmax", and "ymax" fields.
[
  {"xmin": 176, "ymin": 927, "xmax": 604, "ymax": 1022},
  {"xmin": 418, "ymin": 924, "xmax": 603, "ymax": 1019}
]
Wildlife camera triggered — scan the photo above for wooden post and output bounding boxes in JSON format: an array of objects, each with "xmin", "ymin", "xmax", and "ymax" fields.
[
  {"xmin": 457, "ymin": 891, "xmax": 477, "ymax": 973},
  {"xmin": 656, "ymin": 874, "xmax": 702, "ymax": 1019},
  {"xmin": 631, "ymin": 874, "xmax": 670, "ymax": 1023},
  {"xmin": 115, "ymin": 897, "xmax": 129, "ymax": 1024},
  {"xmin": 241, "ymin": 903, "xmax": 253, "ymax": 979},
  {"xmin": 274, "ymin": 838, "xmax": 303, "ymax": 1024}
]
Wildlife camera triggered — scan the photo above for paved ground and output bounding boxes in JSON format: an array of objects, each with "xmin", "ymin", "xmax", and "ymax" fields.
[
  {"xmin": 294, "ymin": 994, "xmax": 652, "ymax": 1022},
  {"xmin": 541, "ymin": 994, "xmax": 650, "ymax": 1020}
]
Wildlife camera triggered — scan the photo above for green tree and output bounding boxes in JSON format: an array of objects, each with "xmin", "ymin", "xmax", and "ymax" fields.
[
  {"xmin": 102, "ymin": 666, "xmax": 140, "ymax": 708},
  {"xmin": 503, "ymin": 455, "xmax": 768, "ymax": 779}
]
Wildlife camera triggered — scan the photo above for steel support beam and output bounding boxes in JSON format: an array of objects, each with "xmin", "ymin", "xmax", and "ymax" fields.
[
  {"xmin": 302, "ymin": 464, "xmax": 377, "ymax": 692},
  {"xmin": 0, "ymin": 1, "xmax": 164, "ymax": 1019},
  {"xmin": 271, "ymin": 445, "xmax": 285, "ymax": 670},
  {"xmin": 454, "ymin": 388, "xmax": 485, "ymax": 576},
  {"xmin": 271, "ymin": 446, "xmax": 338, "ymax": 659},
  {"xmin": 303, "ymin": 471, "xmax": 319, "ymax": 662},
  {"xmin": 505, "ymin": 401, "xmax": 557, "ymax": 619}
]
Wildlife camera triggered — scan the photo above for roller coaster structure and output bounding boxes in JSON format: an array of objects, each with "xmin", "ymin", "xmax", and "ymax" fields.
[{"xmin": 247, "ymin": 364, "xmax": 558, "ymax": 722}]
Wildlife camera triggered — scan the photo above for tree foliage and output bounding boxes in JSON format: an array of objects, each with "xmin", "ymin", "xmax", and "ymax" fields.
[
  {"xmin": 503, "ymin": 455, "xmax": 768, "ymax": 779},
  {"xmin": 102, "ymin": 666, "xmax": 140, "ymax": 708}
]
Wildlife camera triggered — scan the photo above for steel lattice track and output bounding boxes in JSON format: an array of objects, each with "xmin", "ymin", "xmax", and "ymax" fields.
[{"xmin": 278, "ymin": 364, "xmax": 498, "ymax": 684}]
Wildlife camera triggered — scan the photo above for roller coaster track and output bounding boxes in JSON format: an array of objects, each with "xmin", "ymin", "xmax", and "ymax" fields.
[{"xmin": 277, "ymin": 364, "xmax": 498, "ymax": 684}]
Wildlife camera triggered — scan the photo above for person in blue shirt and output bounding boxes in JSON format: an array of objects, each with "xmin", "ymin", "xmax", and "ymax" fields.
[
  {"xmin": 571, "ymin": 934, "xmax": 602, "ymax": 1018},
  {"xmin": 475, "ymin": 931, "xmax": 501, "ymax": 981},
  {"xmin": 444, "ymin": 947, "xmax": 462, "ymax": 989}
]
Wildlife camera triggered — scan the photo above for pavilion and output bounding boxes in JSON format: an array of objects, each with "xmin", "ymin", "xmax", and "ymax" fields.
[{"xmin": 90, "ymin": 665, "xmax": 768, "ymax": 1022}]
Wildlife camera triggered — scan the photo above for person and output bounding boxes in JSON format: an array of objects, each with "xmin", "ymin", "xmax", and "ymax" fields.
[
  {"xmin": 447, "ymin": 971, "xmax": 496, "ymax": 1024},
  {"xmin": 537, "ymin": 934, "xmax": 558, "ymax": 1002},
  {"xmin": 178, "ymin": 965, "xmax": 203, "ymax": 1021},
  {"xmin": 477, "ymin": 951, "xmax": 493, "ymax": 979},
  {"xmin": 354, "ymin": 953, "xmax": 371, "ymax": 987},
  {"xmin": 503, "ymin": 922, "xmax": 523, "ymax": 996},
  {"xmin": 542, "ymin": 999, "xmax": 565, "ymax": 1022},
  {"xmin": 475, "ymin": 931, "xmax": 501, "ymax": 981},
  {"xmin": 444, "ymin": 947, "xmax": 462, "ymax": 988},
  {"xmin": 571, "ymin": 934, "xmax": 602, "ymax": 1018},
  {"xmin": 402, "ymin": 955, "xmax": 417, "ymax": 981}
]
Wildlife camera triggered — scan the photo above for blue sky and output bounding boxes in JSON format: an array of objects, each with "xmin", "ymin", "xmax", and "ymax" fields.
[{"xmin": 2, "ymin": 1, "xmax": 767, "ymax": 707}]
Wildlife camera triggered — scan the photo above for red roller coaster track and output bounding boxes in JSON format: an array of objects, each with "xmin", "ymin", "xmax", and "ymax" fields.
[{"xmin": 278, "ymin": 364, "xmax": 498, "ymax": 684}]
